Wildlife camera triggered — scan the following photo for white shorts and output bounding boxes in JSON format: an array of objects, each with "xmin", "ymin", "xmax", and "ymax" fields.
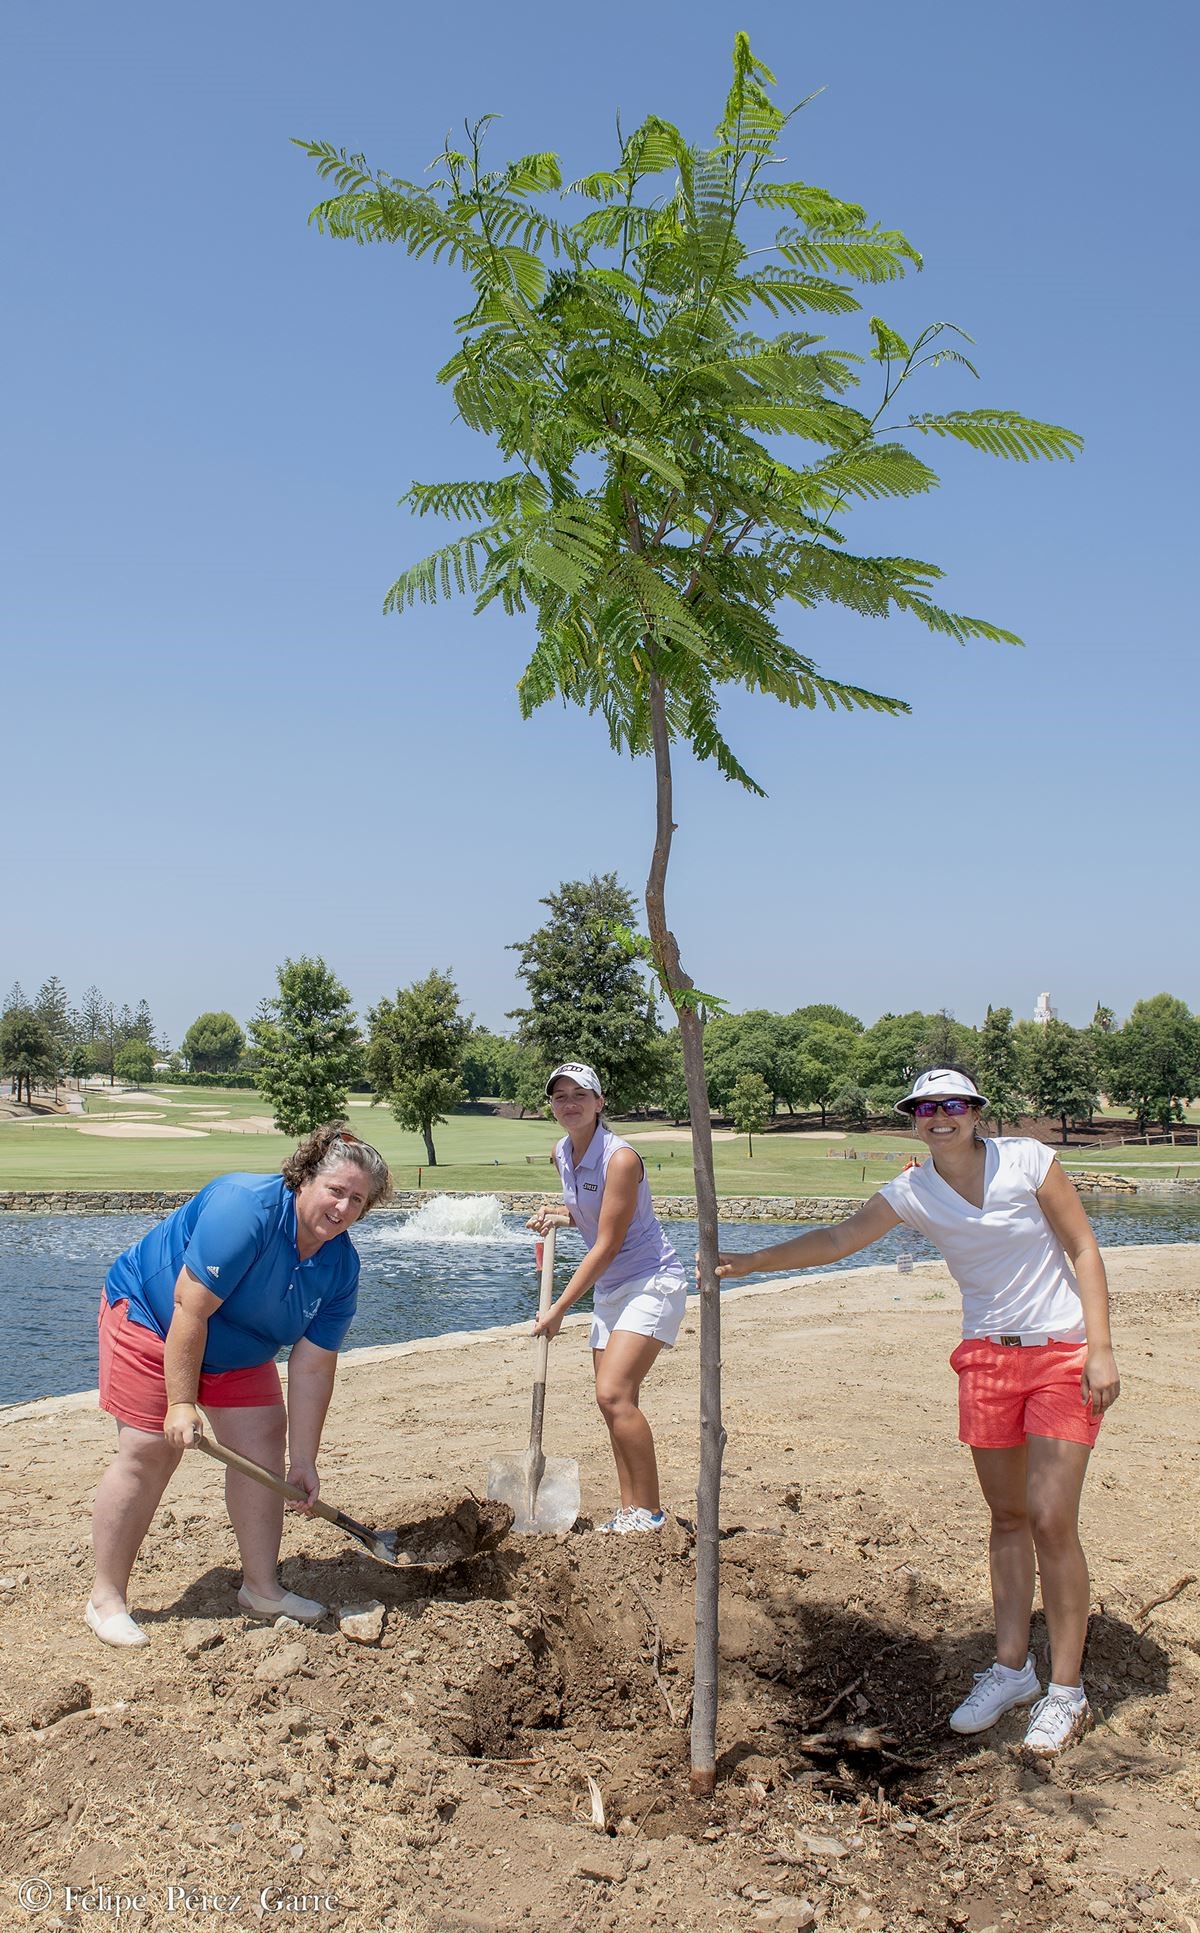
[{"xmin": 590, "ymin": 1269, "xmax": 689, "ymax": 1351}]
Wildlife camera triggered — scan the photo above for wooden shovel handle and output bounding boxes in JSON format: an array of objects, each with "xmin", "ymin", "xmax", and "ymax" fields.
[
  {"xmin": 529, "ymin": 1223, "xmax": 557, "ymax": 1456},
  {"xmin": 195, "ymin": 1435, "xmax": 348, "ymax": 1531}
]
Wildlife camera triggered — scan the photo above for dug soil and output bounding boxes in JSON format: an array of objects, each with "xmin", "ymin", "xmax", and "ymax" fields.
[{"xmin": 1, "ymin": 1246, "xmax": 1197, "ymax": 1932}]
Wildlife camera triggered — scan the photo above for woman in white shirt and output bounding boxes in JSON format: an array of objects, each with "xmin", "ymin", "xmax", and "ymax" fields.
[{"xmin": 715, "ymin": 1067, "xmax": 1120, "ymax": 1758}]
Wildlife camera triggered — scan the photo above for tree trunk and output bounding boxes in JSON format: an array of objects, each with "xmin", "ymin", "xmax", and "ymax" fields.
[
  {"xmin": 423, "ymin": 1127, "xmax": 437, "ymax": 1166},
  {"xmin": 644, "ymin": 673, "xmax": 725, "ymax": 1798},
  {"xmin": 1060, "ymin": 1115, "xmax": 1069, "ymax": 1145}
]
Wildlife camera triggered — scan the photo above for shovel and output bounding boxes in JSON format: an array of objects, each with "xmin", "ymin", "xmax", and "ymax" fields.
[
  {"xmin": 486, "ymin": 1223, "xmax": 581, "ymax": 1534},
  {"xmin": 195, "ymin": 1437, "xmax": 410, "ymax": 1569}
]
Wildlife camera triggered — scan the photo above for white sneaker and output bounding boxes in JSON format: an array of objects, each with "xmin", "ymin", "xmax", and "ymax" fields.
[
  {"xmin": 596, "ymin": 1508, "xmax": 634, "ymax": 1534},
  {"xmin": 604, "ymin": 1508, "xmax": 666, "ymax": 1535},
  {"xmin": 1022, "ymin": 1689, "xmax": 1093, "ymax": 1757},
  {"xmin": 949, "ymin": 1656, "xmax": 1041, "ymax": 1734}
]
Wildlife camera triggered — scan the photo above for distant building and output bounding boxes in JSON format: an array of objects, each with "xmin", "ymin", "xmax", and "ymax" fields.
[{"xmin": 1032, "ymin": 992, "xmax": 1055, "ymax": 1025}]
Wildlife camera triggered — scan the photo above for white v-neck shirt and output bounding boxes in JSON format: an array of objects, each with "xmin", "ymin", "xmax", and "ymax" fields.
[{"xmin": 879, "ymin": 1137, "xmax": 1086, "ymax": 1341}]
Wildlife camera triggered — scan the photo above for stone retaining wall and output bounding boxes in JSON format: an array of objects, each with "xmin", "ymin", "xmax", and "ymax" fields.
[
  {"xmin": 3, "ymin": 1176, "xmax": 1173, "ymax": 1218},
  {"xmin": 0, "ymin": 1187, "xmax": 861, "ymax": 1221}
]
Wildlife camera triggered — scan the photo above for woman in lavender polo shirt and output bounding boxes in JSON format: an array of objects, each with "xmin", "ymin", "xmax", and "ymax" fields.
[{"xmin": 527, "ymin": 1061, "xmax": 688, "ymax": 1534}]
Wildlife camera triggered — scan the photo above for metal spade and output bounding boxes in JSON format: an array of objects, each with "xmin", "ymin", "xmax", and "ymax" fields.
[{"xmin": 485, "ymin": 1223, "xmax": 581, "ymax": 1534}]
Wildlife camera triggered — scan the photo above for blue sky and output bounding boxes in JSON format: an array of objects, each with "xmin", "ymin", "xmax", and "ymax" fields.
[{"xmin": 3, "ymin": 0, "xmax": 1195, "ymax": 1047}]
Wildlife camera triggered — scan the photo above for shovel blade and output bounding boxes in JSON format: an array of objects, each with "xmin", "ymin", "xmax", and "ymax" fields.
[{"xmin": 486, "ymin": 1451, "xmax": 580, "ymax": 1535}]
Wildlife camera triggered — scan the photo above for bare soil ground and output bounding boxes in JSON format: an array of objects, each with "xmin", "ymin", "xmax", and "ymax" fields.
[{"xmin": 1, "ymin": 1247, "xmax": 1197, "ymax": 1933}]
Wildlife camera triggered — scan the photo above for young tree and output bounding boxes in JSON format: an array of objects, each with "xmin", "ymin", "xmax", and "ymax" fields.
[
  {"xmin": 730, "ymin": 1071, "xmax": 770, "ymax": 1156},
  {"xmin": 0, "ymin": 1007, "xmax": 56, "ymax": 1104},
  {"xmin": 977, "ymin": 1006, "xmax": 1024, "ymax": 1132},
  {"xmin": 1103, "ymin": 994, "xmax": 1200, "ymax": 1134},
  {"xmin": 115, "ymin": 1039, "xmax": 155, "ymax": 1088},
  {"xmin": 367, "ymin": 969, "xmax": 471, "ymax": 1165},
  {"xmin": 508, "ymin": 874, "xmax": 662, "ymax": 1112},
  {"xmin": 250, "ymin": 957, "xmax": 364, "ymax": 1136},
  {"xmin": 302, "ymin": 33, "xmax": 1079, "ymax": 1793},
  {"xmin": 181, "ymin": 1011, "xmax": 246, "ymax": 1074}
]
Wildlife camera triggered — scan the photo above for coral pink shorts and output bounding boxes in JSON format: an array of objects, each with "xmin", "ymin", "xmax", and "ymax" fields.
[
  {"xmin": 950, "ymin": 1338, "xmax": 1103, "ymax": 1450},
  {"xmin": 98, "ymin": 1295, "xmax": 283, "ymax": 1433}
]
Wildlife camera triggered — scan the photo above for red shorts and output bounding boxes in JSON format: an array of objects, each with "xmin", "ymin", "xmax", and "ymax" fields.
[
  {"xmin": 950, "ymin": 1338, "xmax": 1103, "ymax": 1450},
  {"xmin": 98, "ymin": 1294, "xmax": 283, "ymax": 1433}
]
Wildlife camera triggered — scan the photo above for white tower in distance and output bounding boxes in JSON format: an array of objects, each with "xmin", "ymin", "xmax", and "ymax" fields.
[{"xmin": 1032, "ymin": 991, "xmax": 1055, "ymax": 1025}]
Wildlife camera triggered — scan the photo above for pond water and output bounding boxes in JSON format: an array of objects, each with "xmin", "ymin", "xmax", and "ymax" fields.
[{"xmin": 2, "ymin": 1195, "xmax": 1198, "ymax": 1409}]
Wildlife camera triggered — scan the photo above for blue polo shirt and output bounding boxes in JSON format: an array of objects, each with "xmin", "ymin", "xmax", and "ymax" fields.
[{"xmin": 104, "ymin": 1173, "xmax": 360, "ymax": 1373}]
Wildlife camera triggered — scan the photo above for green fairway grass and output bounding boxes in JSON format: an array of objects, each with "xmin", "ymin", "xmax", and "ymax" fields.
[{"xmin": 0, "ymin": 1086, "xmax": 1194, "ymax": 1198}]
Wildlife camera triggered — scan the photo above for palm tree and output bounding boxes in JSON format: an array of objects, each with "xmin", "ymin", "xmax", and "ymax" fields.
[{"xmin": 299, "ymin": 33, "xmax": 1080, "ymax": 1790}]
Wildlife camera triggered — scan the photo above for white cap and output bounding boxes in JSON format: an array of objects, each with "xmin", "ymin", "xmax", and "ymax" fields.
[
  {"xmin": 545, "ymin": 1061, "xmax": 603, "ymax": 1098},
  {"xmin": 895, "ymin": 1068, "xmax": 988, "ymax": 1115}
]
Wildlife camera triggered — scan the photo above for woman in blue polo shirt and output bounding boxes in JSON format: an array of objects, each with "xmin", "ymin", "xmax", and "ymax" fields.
[
  {"xmin": 527, "ymin": 1061, "xmax": 688, "ymax": 1534},
  {"xmin": 86, "ymin": 1123, "xmax": 391, "ymax": 1647}
]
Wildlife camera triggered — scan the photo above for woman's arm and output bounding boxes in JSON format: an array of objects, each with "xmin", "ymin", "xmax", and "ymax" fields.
[
  {"xmin": 163, "ymin": 1269, "xmax": 223, "ymax": 1449},
  {"xmin": 713, "ymin": 1192, "xmax": 903, "ymax": 1279},
  {"xmin": 533, "ymin": 1148, "xmax": 642, "ymax": 1339},
  {"xmin": 1036, "ymin": 1160, "xmax": 1120, "ymax": 1414},
  {"xmin": 284, "ymin": 1337, "xmax": 339, "ymax": 1508}
]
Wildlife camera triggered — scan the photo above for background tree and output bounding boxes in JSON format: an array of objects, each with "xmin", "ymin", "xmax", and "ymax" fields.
[
  {"xmin": 303, "ymin": 31, "xmax": 1079, "ymax": 1795},
  {"xmin": 494, "ymin": 1036, "xmax": 552, "ymax": 1118},
  {"xmin": 35, "ymin": 976, "xmax": 72, "ymax": 1087},
  {"xmin": 789, "ymin": 1017, "xmax": 859, "ymax": 1128},
  {"xmin": 0, "ymin": 1006, "xmax": 56, "ymax": 1104},
  {"xmin": 976, "ymin": 1005, "xmax": 1024, "ymax": 1132},
  {"xmin": 250, "ymin": 956, "xmax": 364, "ymax": 1136},
  {"xmin": 913, "ymin": 1007, "xmax": 978, "ymax": 1076},
  {"xmin": 832, "ymin": 1081, "xmax": 871, "ymax": 1129},
  {"xmin": 461, "ymin": 1028, "xmax": 507, "ymax": 1103},
  {"xmin": 181, "ymin": 1011, "xmax": 246, "ymax": 1074},
  {"xmin": 730, "ymin": 1071, "xmax": 770, "ymax": 1156},
  {"xmin": 1102, "ymin": 994, "xmax": 1200, "ymax": 1134},
  {"xmin": 655, "ymin": 1032, "xmax": 691, "ymax": 1124},
  {"xmin": 1016, "ymin": 1017, "xmax": 1097, "ymax": 1145},
  {"xmin": 367, "ymin": 969, "xmax": 471, "ymax": 1166},
  {"xmin": 508, "ymin": 874, "xmax": 662, "ymax": 1111},
  {"xmin": 68, "ymin": 1043, "xmax": 91, "ymax": 1087},
  {"xmin": 853, "ymin": 1011, "xmax": 941, "ymax": 1106},
  {"xmin": 115, "ymin": 1039, "xmax": 155, "ymax": 1088}
]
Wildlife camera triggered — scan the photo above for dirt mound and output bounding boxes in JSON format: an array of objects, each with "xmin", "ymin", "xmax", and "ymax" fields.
[
  {"xmin": 1, "ymin": 1250, "xmax": 1197, "ymax": 1931},
  {"xmin": 2, "ymin": 1482, "xmax": 1196, "ymax": 1933}
]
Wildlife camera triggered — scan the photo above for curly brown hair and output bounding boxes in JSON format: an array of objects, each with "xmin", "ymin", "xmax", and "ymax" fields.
[{"xmin": 281, "ymin": 1122, "xmax": 392, "ymax": 1215}]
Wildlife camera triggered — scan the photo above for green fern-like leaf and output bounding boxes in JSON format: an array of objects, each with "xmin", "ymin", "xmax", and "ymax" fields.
[{"xmin": 908, "ymin": 410, "xmax": 1083, "ymax": 461}]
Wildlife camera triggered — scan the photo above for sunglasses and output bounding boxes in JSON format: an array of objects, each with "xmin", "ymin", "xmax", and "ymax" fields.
[
  {"xmin": 336, "ymin": 1128, "xmax": 384, "ymax": 1160},
  {"xmin": 912, "ymin": 1098, "xmax": 976, "ymax": 1118}
]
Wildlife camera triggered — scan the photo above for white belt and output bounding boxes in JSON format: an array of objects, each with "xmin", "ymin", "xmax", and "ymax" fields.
[{"xmin": 978, "ymin": 1332, "xmax": 1084, "ymax": 1348}]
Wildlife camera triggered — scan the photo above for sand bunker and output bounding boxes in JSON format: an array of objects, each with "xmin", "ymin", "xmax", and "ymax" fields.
[
  {"xmin": 76, "ymin": 1123, "xmax": 210, "ymax": 1140},
  {"xmin": 203, "ymin": 1115, "xmax": 276, "ymax": 1134},
  {"xmin": 630, "ymin": 1128, "xmax": 741, "ymax": 1142}
]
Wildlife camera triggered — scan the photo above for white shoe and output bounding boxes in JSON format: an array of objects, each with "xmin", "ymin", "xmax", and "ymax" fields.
[
  {"xmin": 596, "ymin": 1508, "xmax": 634, "ymax": 1534},
  {"xmin": 1022, "ymin": 1688, "xmax": 1093, "ymax": 1757},
  {"xmin": 949, "ymin": 1656, "xmax": 1040, "ymax": 1734},
  {"xmin": 237, "ymin": 1585, "xmax": 325, "ymax": 1623},
  {"xmin": 601, "ymin": 1507, "xmax": 666, "ymax": 1536},
  {"xmin": 86, "ymin": 1600, "xmax": 148, "ymax": 1648}
]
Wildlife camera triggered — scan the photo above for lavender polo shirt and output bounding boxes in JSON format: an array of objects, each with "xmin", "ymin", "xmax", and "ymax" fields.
[{"xmin": 554, "ymin": 1125, "xmax": 681, "ymax": 1295}]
